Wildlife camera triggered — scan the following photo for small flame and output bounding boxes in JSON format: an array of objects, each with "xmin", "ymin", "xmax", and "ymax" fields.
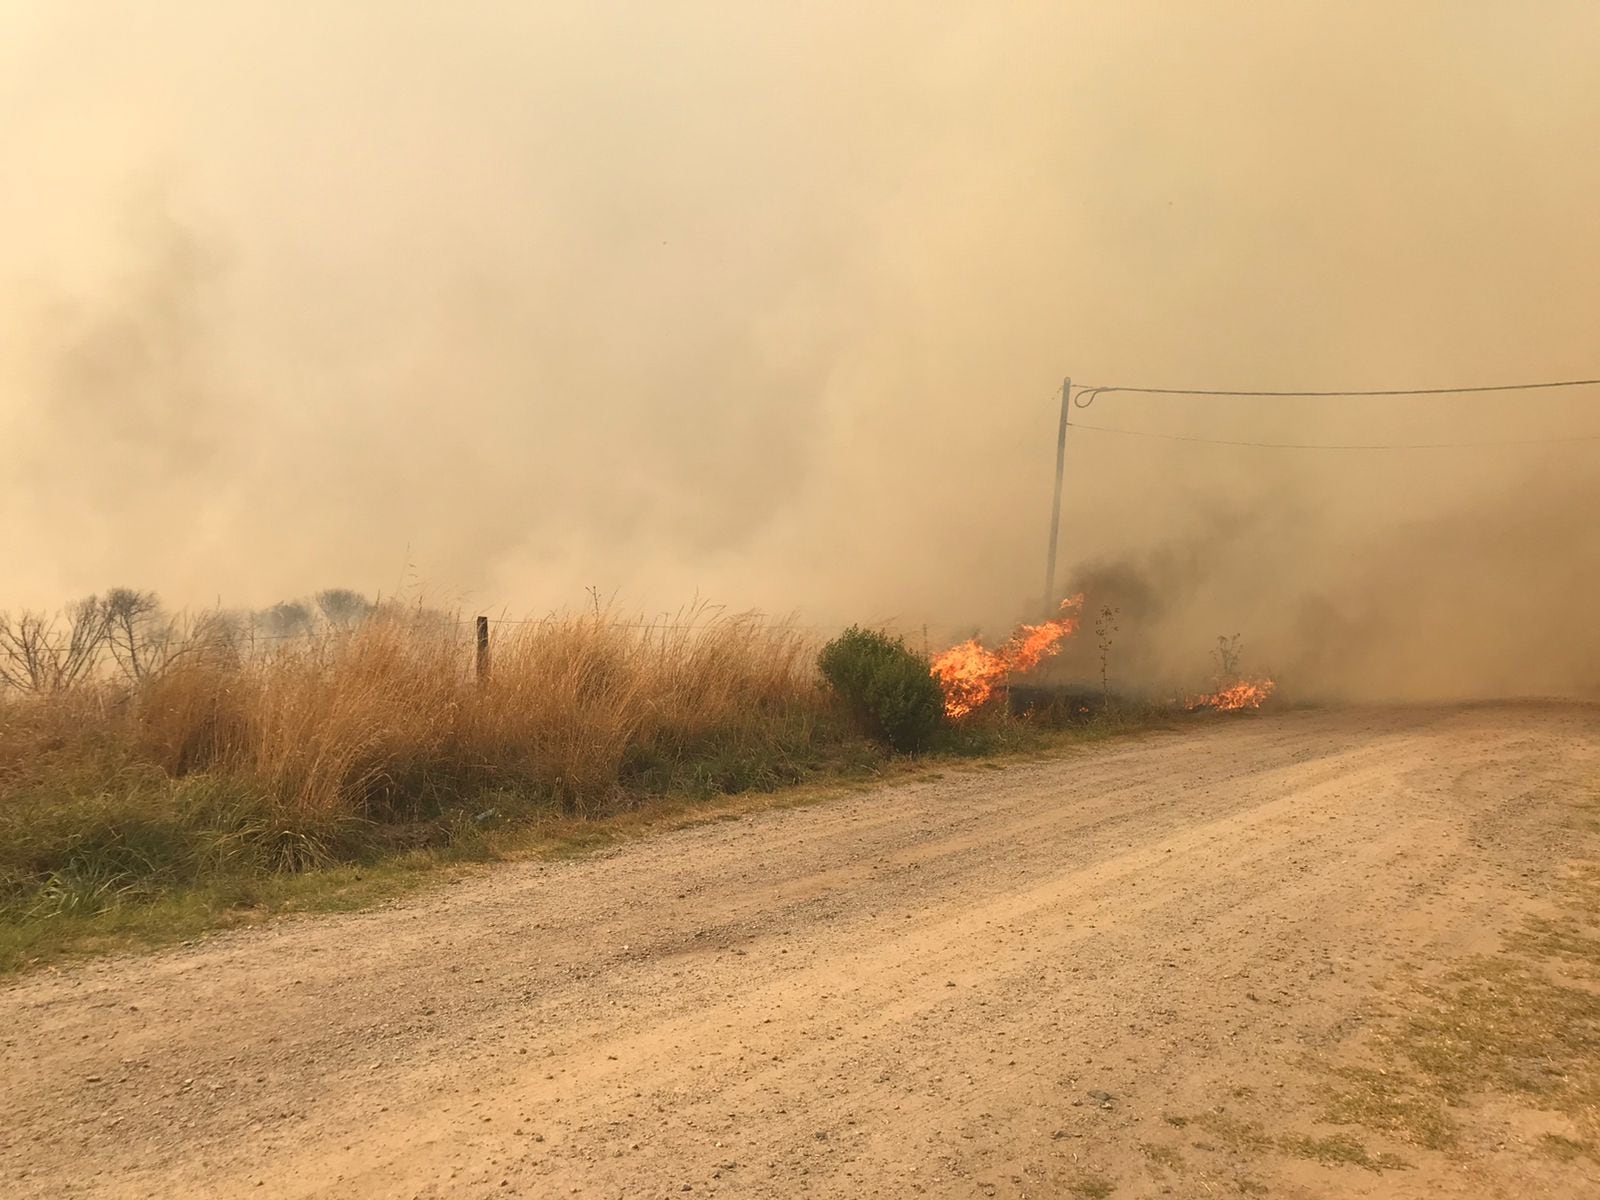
[
  {"xmin": 1189, "ymin": 678, "xmax": 1276, "ymax": 711},
  {"xmin": 930, "ymin": 595, "xmax": 1084, "ymax": 718}
]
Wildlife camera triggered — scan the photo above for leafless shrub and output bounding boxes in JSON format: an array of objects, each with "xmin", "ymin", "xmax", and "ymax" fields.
[
  {"xmin": 1094, "ymin": 604, "xmax": 1121, "ymax": 698},
  {"xmin": 1212, "ymin": 633, "xmax": 1243, "ymax": 684}
]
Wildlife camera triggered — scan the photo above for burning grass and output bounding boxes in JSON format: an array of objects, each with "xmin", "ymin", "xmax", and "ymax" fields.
[
  {"xmin": 1189, "ymin": 678, "xmax": 1276, "ymax": 712},
  {"xmin": 930, "ymin": 595, "xmax": 1084, "ymax": 718}
]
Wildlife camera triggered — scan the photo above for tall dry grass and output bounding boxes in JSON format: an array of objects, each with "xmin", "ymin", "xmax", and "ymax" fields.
[
  {"xmin": 0, "ymin": 606, "xmax": 847, "ymax": 916},
  {"xmin": 133, "ymin": 607, "xmax": 824, "ymax": 814}
]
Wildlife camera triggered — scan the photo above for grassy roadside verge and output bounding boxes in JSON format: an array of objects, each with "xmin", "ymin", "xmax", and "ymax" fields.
[
  {"xmin": 1314, "ymin": 854, "xmax": 1600, "ymax": 1170},
  {"xmin": 1, "ymin": 701, "xmax": 1184, "ymax": 976}
]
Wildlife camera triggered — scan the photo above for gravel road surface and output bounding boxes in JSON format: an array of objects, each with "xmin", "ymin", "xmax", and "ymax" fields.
[{"xmin": 4, "ymin": 703, "xmax": 1597, "ymax": 1198}]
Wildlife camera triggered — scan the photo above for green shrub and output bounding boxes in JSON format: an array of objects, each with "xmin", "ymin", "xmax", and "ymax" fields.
[{"xmin": 817, "ymin": 627, "xmax": 947, "ymax": 752}]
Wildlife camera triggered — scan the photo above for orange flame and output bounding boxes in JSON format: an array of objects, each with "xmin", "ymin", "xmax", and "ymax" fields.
[
  {"xmin": 1188, "ymin": 677, "xmax": 1276, "ymax": 711},
  {"xmin": 930, "ymin": 595, "xmax": 1084, "ymax": 718}
]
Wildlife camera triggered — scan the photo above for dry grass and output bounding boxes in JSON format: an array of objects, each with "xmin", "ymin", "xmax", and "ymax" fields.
[
  {"xmin": 10, "ymin": 605, "xmax": 824, "ymax": 814},
  {"xmin": 0, "ymin": 606, "xmax": 867, "ymax": 947}
]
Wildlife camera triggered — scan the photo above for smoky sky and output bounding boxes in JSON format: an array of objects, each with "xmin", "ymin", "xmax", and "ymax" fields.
[{"xmin": 2, "ymin": 2, "xmax": 1598, "ymax": 697}]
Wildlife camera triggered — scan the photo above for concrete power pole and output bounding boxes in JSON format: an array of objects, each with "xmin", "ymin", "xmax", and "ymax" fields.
[{"xmin": 1041, "ymin": 376, "xmax": 1071, "ymax": 617}]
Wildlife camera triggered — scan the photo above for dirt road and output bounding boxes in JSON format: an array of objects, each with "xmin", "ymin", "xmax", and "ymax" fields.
[{"xmin": 4, "ymin": 705, "xmax": 1598, "ymax": 1199}]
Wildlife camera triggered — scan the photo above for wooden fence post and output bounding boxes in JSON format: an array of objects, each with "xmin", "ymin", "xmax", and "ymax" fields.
[{"xmin": 475, "ymin": 616, "xmax": 490, "ymax": 683}]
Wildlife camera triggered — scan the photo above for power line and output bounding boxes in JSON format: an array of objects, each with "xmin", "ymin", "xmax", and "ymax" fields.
[
  {"xmin": 1067, "ymin": 420, "xmax": 1600, "ymax": 451},
  {"xmin": 1040, "ymin": 370, "xmax": 1600, "ymax": 612},
  {"xmin": 471, "ymin": 616, "xmax": 821, "ymax": 631},
  {"xmin": 1073, "ymin": 377, "xmax": 1600, "ymax": 403},
  {"xmin": 237, "ymin": 616, "xmax": 823, "ymax": 643}
]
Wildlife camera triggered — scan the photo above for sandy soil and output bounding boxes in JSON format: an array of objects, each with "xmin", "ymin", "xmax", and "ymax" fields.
[{"xmin": 3, "ymin": 703, "xmax": 1597, "ymax": 1199}]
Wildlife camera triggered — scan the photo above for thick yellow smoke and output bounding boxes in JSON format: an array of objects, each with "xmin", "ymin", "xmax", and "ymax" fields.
[{"xmin": 3, "ymin": 2, "xmax": 1598, "ymax": 698}]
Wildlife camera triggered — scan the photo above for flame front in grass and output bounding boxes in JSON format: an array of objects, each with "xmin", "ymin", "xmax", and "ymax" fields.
[
  {"xmin": 930, "ymin": 595, "xmax": 1084, "ymax": 719},
  {"xmin": 1189, "ymin": 677, "xmax": 1276, "ymax": 711}
]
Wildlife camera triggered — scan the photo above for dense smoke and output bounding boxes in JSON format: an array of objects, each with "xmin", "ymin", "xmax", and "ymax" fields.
[
  {"xmin": 2, "ymin": 3, "xmax": 1597, "ymax": 698},
  {"xmin": 1060, "ymin": 466, "xmax": 1600, "ymax": 700}
]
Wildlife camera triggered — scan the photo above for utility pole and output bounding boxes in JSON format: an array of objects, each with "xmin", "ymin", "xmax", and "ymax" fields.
[{"xmin": 1041, "ymin": 377, "xmax": 1071, "ymax": 617}]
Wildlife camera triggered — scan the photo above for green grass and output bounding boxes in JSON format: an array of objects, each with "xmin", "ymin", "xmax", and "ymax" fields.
[
  {"xmin": 1192, "ymin": 1110, "xmax": 1409, "ymax": 1173},
  {"xmin": 0, "ymin": 708, "xmax": 1180, "ymax": 974},
  {"xmin": 0, "ymin": 858, "xmax": 436, "ymax": 971},
  {"xmin": 1193, "ymin": 1111, "xmax": 1274, "ymax": 1154},
  {"xmin": 1540, "ymin": 1133, "xmax": 1597, "ymax": 1162},
  {"xmin": 1321, "ymin": 1065, "xmax": 1458, "ymax": 1151},
  {"xmin": 1277, "ymin": 1132, "xmax": 1410, "ymax": 1171},
  {"xmin": 1139, "ymin": 1141, "xmax": 1185, "ymax": 1171},
  {"xmin": 1066, "ymin": 1174, "xmax": 1115, "ymax": 1199},
  {"xmin": 1315, "ymin": 850, "xmax": 1600, "ymax": 1161}
]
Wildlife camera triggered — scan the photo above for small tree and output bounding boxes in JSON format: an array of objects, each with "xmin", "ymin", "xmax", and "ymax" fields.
[
  {"xmin": 104, "ymin": 588, "xmax": 172, "ymax": 682},
  {"xmin": 0, "ymin": 597, "xmax": 111, "ymax": 693},
  {"xmin": 818, "ymin": 627, "xmax": 946, "ymax": 753},
  {"xmin": 315, "ymin": 588, "xmax": 373, "ymax": 628},
  {"xmin": 256, "ymin": 601, "xmax": 314, "ymax": 640}
]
